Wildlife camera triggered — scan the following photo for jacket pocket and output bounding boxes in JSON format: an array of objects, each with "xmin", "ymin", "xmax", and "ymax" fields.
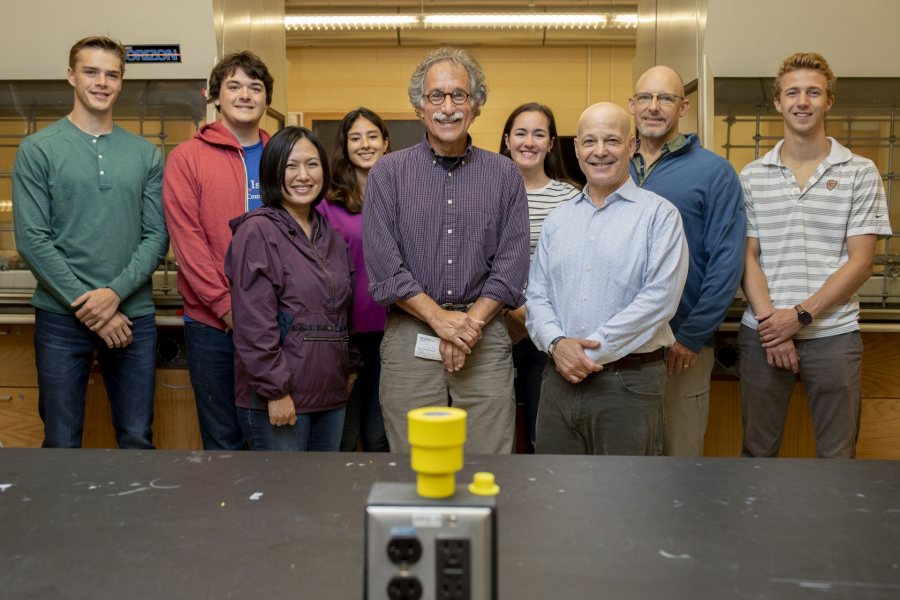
[{"xmin": 282, "ymin": 324, "xmax": 352, "ymax": 410}]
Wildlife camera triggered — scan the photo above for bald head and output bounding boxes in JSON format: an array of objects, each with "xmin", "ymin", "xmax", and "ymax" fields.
[
  {"xmin": 577, "ymin": 102, "xmax": 632, "ymax": 139},
  {"xmin": 635, "ymin": 66, "xmax": 685, "ymax": 98},
  {"xmin": 574, "ymin": 103, "xmax": 636, "ymax": 203},
  {"xmin": 629, "ymin": 65, "xmax": 689, "ymax": 144}
]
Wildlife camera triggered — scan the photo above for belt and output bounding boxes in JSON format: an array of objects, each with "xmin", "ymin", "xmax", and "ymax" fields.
[{"xmin": 607, "ymin": 348, "xmax": 665, "ymax": 371}]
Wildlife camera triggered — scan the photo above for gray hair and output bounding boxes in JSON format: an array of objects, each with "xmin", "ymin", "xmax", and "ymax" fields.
[{"xmin": 407, "ymin": 47, "xmax": 488, "ymax": 116}]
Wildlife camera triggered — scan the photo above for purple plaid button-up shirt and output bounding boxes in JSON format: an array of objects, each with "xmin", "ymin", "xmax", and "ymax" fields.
[{"xmin": 363, "ymin": 137, "xmax": 529, "ymax": 309}]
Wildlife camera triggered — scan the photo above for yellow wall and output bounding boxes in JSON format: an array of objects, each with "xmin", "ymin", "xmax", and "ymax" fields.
[{"xmin": 286, "ymin": 45, "xmax": 635, "ymax": 150}]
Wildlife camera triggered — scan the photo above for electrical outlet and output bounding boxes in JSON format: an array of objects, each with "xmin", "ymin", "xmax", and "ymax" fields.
[
  {"xmin": 387, "ymin": 575, "xmax": 423, "ymax": 600},
  {"xmin": 365, "ymin": 483, "xmax": 496, "ymax": 600},
  {"xmin": 435, "ymin": 539, "xmax": 470, "ymax": 599},
  {"xmin": 388, "ymin": 535, "xmax": 423, "ymax": 565}
]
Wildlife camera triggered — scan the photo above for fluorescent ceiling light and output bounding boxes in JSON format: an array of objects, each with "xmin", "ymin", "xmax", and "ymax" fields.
[
  {"xmin": 285, "ymin": 15, "xmax": 418, "ymax": 30},
  {"xmin": 424, "ymin": 14, "xmax": 607, "ymax": 28},
  {"xmin": 613, "ymin": 14, "xmax": 640, "ymax": 26},
  {"xmin": 284, "ymin": 13, "xmax": 638, "ymax": 31}
]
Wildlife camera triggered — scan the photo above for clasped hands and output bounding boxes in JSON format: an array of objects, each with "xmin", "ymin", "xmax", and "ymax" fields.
[
  {"xmin": 551, "ymin": 338, "xmax": 603, "ymax": 384},
  {"xmin": 756, "ymin": 308, "xmax": 802, "ymax": 373},
  {"xmin": 71, "ymin": 287, "xmax": 132, "ymax": 349},
  {"xmin": 432, "ymin": 309, "xmax": 484, "ymax": 372}
]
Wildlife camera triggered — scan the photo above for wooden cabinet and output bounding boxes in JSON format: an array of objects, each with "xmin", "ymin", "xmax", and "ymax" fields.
[
  {"xmin": 704, "ymin": 332, "xmax": 900, "ymax": 459},
  {"xmin": 0, "ymin": 324, "xmax": 201, "ymax": 450},
  {"xmin": 0, "ymin": 387, "xmax": 42, "ymax": 447},
  {"xmin": 0, "ymin": 325, "xmax": 38, "ymax": 386},
  {"xmin": 83, "ymin": 369, "xmax": 201, "ymax": 450},
  {"xmin": 1, "ymin": 323, "xmax": 898, "ymax": 457},
  {"xmin": 0, "ymin": 325, "xmax": 41, "ymax": 447}
]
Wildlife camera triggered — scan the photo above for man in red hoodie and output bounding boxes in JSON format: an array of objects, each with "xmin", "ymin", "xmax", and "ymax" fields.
[{"xmin": 163, "ymin": 51, "xmax": 273, "ymax": 450}]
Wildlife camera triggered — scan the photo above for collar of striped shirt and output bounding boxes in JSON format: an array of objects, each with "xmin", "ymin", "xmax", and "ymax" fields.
[{"xmin": 761, "ymin": 136, "xmax": 851, "ymax": 167}]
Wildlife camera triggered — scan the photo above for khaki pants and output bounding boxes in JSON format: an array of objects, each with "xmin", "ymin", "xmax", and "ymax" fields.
[
  {"xmin": 663, "ymin": 345, "xmax": 715, "ymax": 456},
  {"xmin": 379, "ymin": 312, "xmax": 515, "ymax": 454}
]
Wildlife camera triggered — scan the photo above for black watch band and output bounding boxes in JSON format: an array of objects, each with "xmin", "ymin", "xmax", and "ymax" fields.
[{"xmin": 548, "ymin": 336, "xmax": 566, "ymax": 357}]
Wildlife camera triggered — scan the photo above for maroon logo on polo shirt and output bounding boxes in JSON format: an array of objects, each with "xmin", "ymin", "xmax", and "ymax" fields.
[{"xmin": 826, "ymin": 179, "xmax": 838, "ymax": 190}]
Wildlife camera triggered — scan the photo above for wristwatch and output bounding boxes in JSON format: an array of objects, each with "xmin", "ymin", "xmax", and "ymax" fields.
[
  {"xmin": 794, "ymin": 305, "xmax": 813, "ymax": 326},
  {"xmin": 548, "ymin": 336, "xmax": 566, "ymax": 357}
]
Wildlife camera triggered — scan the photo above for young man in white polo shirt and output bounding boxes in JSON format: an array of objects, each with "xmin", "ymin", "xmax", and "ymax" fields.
[{"xmin": 739, "ymin": 52, "xmax": 892, "ymax": 458}]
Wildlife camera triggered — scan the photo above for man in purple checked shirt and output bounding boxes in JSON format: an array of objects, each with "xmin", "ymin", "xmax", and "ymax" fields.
[{"xmin": 363, "ymin": 47, "xmax": 530, "ymax": 453}]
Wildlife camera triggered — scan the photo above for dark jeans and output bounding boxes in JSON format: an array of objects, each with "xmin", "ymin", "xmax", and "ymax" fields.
[
  {"xmin": 237, "ymin": 406, "xmax": 346, "ymax": 451},
  {"xmin": 184, "ymin": 320, "xmax": 245, "ymax": 450},
  {"xmin": 340, "ymin": 331, "xmax": 389, "ymax": 452},
  {"xmin": 34, "ymin": 308, "xmax": 156, "ymax": 449},
  {"xmin": 536, "ymin": 360, "xmax": 665, "ymax": 456},
  {"xmin": 513, "ymin": 337, "xmax": 547, "ymax": 453}
]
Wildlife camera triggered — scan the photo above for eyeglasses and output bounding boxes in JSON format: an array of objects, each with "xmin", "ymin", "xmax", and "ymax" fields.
[
  {"xmin": 424, "ymin": 90, "xmax": 471, "ymax": 106},
  {"xmin": 632, "ymin": 92, "xmax": 684, "ymax": 107}
]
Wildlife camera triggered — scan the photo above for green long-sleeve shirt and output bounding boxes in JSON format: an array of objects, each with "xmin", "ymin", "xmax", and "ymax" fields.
[{"xmin": 12, "ymin": 117, "xmax": 168, "ymax": 317}]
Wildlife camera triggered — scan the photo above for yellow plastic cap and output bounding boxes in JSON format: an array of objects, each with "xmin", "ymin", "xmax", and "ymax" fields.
[
  {"xmin": 468, "ymin": 471, "xmax": 500, "ymax": 496},
  {"xmin": 407, "ymin": 407, "xmax": 467, "ymax": 448},
  {"xmin": 407, "ymin": 407, "xmax": 467, "ymax": 499}
]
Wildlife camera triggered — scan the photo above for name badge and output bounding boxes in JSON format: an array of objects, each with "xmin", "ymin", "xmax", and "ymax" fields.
[{"xmin": 414, "ymin": 333, "xmax": 442, "ymax": 361}]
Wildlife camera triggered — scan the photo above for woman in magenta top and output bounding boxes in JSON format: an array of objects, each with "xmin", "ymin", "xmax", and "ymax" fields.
[{"xmin": 317, "ymin": 107, "xmax": 390, "ymax": 452}]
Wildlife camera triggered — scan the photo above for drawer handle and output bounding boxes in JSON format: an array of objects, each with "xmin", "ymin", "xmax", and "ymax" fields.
[{"xmin": 0, "ymin": 395, "xmax": 12, "ymax": 402}]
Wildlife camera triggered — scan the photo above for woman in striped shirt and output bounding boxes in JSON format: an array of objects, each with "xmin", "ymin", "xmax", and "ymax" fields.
[{"xmin": 500, "ymin": 102, "xmax": 581, "ymax": 453}]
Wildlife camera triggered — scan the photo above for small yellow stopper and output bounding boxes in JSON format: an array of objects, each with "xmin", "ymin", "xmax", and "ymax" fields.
[
  {"xmin": 468, "ymin": 472, "xmax": 500, "ymax": 496},
  {"xmin": 407, "ymin": 407, "xmax": 467, "ymax": 499}
]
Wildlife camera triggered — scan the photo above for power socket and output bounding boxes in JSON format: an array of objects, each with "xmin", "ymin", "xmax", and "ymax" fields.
[
  {"xmin": 365, "ymin": 482, "xmax": 497, "ymax": 600},
  {"xmin": 435, "ymin": 539, "xmax": 470, "ymax": 599}
]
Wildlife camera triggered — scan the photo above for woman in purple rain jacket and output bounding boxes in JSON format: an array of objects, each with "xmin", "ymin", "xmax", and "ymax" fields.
[{"xmin": 226, "ymin": 126, "xmax": 354, "ymax": 451}]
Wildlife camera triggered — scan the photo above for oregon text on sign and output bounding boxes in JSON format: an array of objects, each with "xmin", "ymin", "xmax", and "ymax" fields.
[{"xmin": 125, "ymin": 45, "xmax": 182, "ymax": 63}]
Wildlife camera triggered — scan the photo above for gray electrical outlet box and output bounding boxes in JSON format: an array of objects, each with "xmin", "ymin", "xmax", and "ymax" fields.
[{"xmin": 365, "ymin": 482, "xmax": 497, "ymax": 600}]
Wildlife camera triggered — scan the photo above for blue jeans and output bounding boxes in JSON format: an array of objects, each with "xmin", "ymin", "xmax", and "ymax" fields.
[
  {"xmin": 34, "ymin": 308, "xmax": 157, "ymax": 449},
  {"xmin": 237, "ymin": 406, "xmax": 346, "ymax": 451},
  {"xmin": 340, "ymin": 332, "xmax": 389, "ymax": 452},
  {"xmin": 513, "ymin": 337, "xmax": 547, "ymax": 453},
  {"xmin": 184, "ymin": 320, "xmax": 245, "ymax": 450}
]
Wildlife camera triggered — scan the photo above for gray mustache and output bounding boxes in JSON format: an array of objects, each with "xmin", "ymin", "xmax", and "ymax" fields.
[{"xmin": 433, "ymin": 111, "xmax": 464, "ymax": 123}]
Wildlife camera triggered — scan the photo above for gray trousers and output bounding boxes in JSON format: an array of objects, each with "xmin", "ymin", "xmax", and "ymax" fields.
[
  {"xmin": 536, "ymin": 360, "xmax": 666, "ymax": 456},
  {"xmin": 738, "ymin": 325, "xmax": 862, "ymax": 458},
  {"xmin": 379, "ymin": 312, "xmax": 516, "ymax": 454}
]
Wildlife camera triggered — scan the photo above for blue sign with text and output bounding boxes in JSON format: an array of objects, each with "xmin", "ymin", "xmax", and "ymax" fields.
[{"xmin": 125, "ymin": 45, "xmax": 182, "ymax": 63}]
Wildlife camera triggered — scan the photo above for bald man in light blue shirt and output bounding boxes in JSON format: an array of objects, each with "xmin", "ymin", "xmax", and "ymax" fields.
[{"xmin": 526, "ymin": 102, "xmax": 688, "ymax": 455}]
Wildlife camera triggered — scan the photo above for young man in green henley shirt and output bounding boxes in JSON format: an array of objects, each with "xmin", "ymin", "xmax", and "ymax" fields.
[{"xmin": 12, "ymin": 36, "xmax": 169, "ymax": 448}]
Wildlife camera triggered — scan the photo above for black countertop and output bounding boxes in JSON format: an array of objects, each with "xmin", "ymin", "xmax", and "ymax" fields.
[{"xmin": 1, "ymin": 450, "xmax": 899, "ymax": 599}]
